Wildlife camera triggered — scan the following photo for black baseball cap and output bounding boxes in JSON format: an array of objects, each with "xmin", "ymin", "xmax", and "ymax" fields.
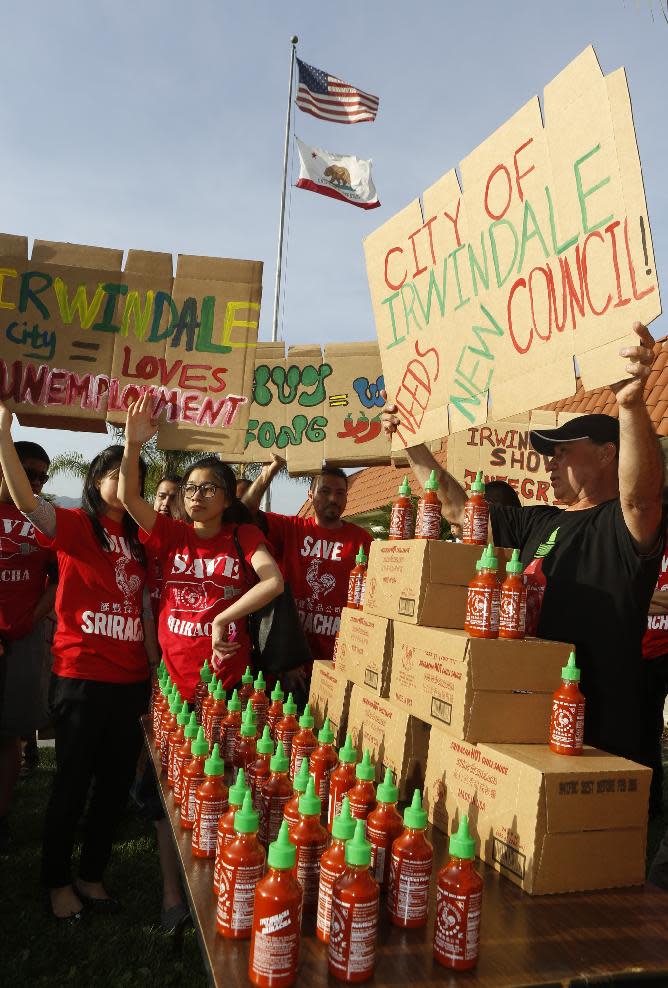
[{"xmin": 529, "ymin": 414, "xmax": 620, "ymax": 456}]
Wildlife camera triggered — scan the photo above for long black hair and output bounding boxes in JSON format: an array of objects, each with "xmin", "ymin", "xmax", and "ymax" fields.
[
  {"xmin": 81, "ymin": 445, "xmax": 146, "ymax": 564},
  {"xmin": 182, "ymin": 456, "xmax": 252, "ymax": 525}
]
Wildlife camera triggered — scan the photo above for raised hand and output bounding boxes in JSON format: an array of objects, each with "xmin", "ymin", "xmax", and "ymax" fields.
[
  {"xmin": 612, "ymin": 322, "xmax": 655, "ymax": 409},
  {"xmin": 380, "ymin": 389, "xmax": 400, "ymax": 437},
  {"xmin": 0, "ymin": 398, "xmax": 14, "ymax": 436},
  {"xmin": 125, "ymin": 391, "xmax": 159, "ymax": 446}
]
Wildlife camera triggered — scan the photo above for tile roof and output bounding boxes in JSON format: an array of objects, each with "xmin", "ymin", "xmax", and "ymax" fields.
[{"xmin": 297, "ymin": 340, "xmax": 668, "ymax": 520}]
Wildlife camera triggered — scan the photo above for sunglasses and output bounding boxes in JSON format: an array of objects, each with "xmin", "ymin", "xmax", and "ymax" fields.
[{"xmin": 24, "ymin": 468, "xmax": 49, "ymax": 486}]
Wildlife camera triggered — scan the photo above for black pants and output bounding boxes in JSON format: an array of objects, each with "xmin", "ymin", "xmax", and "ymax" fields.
[
  {"xmin": 41, "ymin": 674, "xmax": 149, "ymax": 889},
  {"xmin": 641, "ymin": 655, "xmax": 668, "ymax": 814}
]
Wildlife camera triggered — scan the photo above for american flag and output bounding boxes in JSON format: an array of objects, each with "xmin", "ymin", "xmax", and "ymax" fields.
[{"xmin": 295, "ymin": 59, "xmax": 379, "ymax": 124}]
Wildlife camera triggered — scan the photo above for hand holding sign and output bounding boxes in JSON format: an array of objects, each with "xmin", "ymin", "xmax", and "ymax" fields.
[{"xmin": 612, "ymin": 321, "xmax": 655, "ymax": 409}]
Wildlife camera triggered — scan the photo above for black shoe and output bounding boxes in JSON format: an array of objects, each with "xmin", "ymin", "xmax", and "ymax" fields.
[
  {"xmin": 74, "ymin": 885, "xmax": 122, "ymax": 914},
  {"xmin": 161, "ymin": 902, "xmax": 191, "ymax": 933},
  {"xmin": 45, "ymin": 898, "xmax": 86, "ymax": 925}
]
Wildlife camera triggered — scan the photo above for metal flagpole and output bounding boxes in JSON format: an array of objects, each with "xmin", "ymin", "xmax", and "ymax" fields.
[{"xmin": 264, "ymin": 34, "xmax": 298, "ymax": 512}]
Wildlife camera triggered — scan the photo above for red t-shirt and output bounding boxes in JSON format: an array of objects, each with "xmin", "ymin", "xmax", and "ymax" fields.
[
  {"xmin": 265, "ymin": 513, "xmax": 372, "ymax": 663},
  {"xmin": 141, "ymin": 515, "xmax": 265, "ymax": 700},
  {"xmin": 643, "ymin": 544, "xmax": 668, "ymax": 660},
  {"xmin": 0, "ymin": 503, "xmax": 55, "ymax": 641},
  {"xmin": 35, "ymin": 508, "xmax": 148, "ymax": 683}
]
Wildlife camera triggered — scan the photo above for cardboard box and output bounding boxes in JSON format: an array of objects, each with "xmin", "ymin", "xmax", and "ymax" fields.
[
  {"xmin": 423, "ymin": 731, "xmax": 651, "ymax": 894},
  {"xmin": 308, "ymin": 661, "xmax": 352, "ymax": 747},
  {"xmin": 346, "ymin": 686, "xmax": 430, "ymax": 800},
  {"xmin": 364, "ymin": 540, "xmax": 512, "ymax": 629},
  {"xmin": 390, "ymin": 625, "xmax": 572, "ymax": 743},
  {"xmin": 334, "ymin": 608, "xmax": 393, "ymax": 698}
]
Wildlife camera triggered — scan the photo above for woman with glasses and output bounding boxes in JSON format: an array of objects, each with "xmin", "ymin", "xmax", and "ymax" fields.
[
  {"xmin": 119, "ymin": 391, "xmax": 284, "ymax": 701},
  {"xmin": 0, "ymin": 399, "xmax": 151, "ymax": 921}
]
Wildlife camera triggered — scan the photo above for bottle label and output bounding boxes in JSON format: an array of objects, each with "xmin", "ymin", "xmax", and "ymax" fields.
[
  {"xmin": 416, "ymin": 500, "xmax": 441, "ymax": 539},
  {"xmin": 499, "ymin": 587, "xmax": 527, "ymax": 634},
  {"xmin": 550, "ymin": 697, "xmax": 585, "ymax": 749},
  {"xmin": 173, "ymin": 752, "xmax": 190, "ymax": 803},
  {"xmin": 367, "ymin": 823, "xmax": 390, "ymax": 885},
  {"xmin": 311, "ymin": 767, "xmax": 333, "ymax": 806},
  {"xmin": 353, "ymin": 571, "xmax": 365, "ymax": 608},
  {"xmin": 213, "ymin": 827, "xmax": 225, "ymax": 893},
  {"xmin": 251, "ymin": 904, "xmax": 302, "ymax": 979},
  {"xmin": 465, "ymin": 585, "xmax": 500, "ymax": 633},
  {"xmin": 291, "ymin": 744, "xmax": 316, "ymax": 781},
  {"xmin": 217, "ymin": 859, "xmax": 265, "ymax": 934},
  {"xmin": 347, "ymin": 569, "xmax": 358, "ymax": 608},
  {"xmin": 329, "ymin": 894, "xmax": 379, "ymax": 977},
  {"xmin": 182, "ymin": 773, "xmax": 205, "ymax": 824},
  {"xmin": 223, "ymin": 723, "xmax": 239, "ymax": 764},
  {"xmin": 434, "ymin": 886, "xmax": 482, "ymax": 963},
  {"xmin": 462, "ymin": 501, "xmax": 489, "ymax": 544},
  {"xmin": 349, "ymin": 792, "xmax": 374, "ymax": 820},
  {"xmin": 210, "ymin": 714, "xmax": 224, "ymax": 746},
  {"xmin": 388, "ymin": 853, "xmax": 432, "ymax": 922},
  {"xmin": 295, "ymin": 838, "xmax": 328, "ymax": 907},
  {"xmin": 389, "ymin": 503, "xmax": 415, "ymax": 540},
  {"xmin": 275, "ymin": 727, "xmax": 298, "ymax": 763},
  {"xmin": 316, "ymin": 857, "xmax": 344, "ymax": 940},
  {"xmin": 193, "ymin": 796, "xmax": 229, "ymax": 854},
  {"xmin": 259, "ymin": 792, "xmax": 292, "ymax": 846}
]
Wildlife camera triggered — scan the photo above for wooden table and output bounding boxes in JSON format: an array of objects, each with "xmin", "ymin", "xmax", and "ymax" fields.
[{"xmin": 143, "ymin": 718, "xmax": 668, "ymax": 987}]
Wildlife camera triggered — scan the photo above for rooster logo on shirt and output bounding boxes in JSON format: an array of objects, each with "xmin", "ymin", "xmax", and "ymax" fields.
[
  {"xmin": 115, "ymin": 556, "xmax": 141, "ymax": 602},
  {"xmin": 305, "ymin": 559, "xmax": 336, "ymax": 601},
  {"xmin": 0, "ymin": 536, "xmax": 38, "ymax": 560}
]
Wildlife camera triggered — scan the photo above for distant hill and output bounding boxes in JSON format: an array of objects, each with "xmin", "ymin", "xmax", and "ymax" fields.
[{"xmin": 51, "ymin": 495, "xmax": 81, "ymax": 508}]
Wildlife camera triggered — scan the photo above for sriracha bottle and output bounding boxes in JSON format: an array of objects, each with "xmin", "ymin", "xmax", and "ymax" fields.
[
  {"xmin": 217, "ymin": 790, "xmax": 266, "ymax": 939},
  {"xmin": 207, "ymin": 681, "xmax": 228, "ymax": 746},
  {"xmin": 388, "ymin": 476, "xmax": 415, "ymax": 540},
  {"xmin": 149, "ymin": 662, "xmax": 165, "ymax": 723},
  {"xmin": 192, "ymin": 743, "xmax": 229, "ymax": 859},
  {"xmin": 309, "ymin": 717, "xmax": 338, "ymax": 809},
  {"xmin": 239, "ymin": 665, "xmax": 255, "ymax": 708},
  {"xmin": 316, "ymin": 796, "xmax": 356, "ymax": 944},
  {"xmin": 283, "ymin": 757, "xmax": 310, "ymax": 834},
  {"xmin": 549, "ymin": 651, "xmax": 585, "ymax": 756},
  {"xmin": 180, "ymin": 727, "xmax": 210, "ymax": 831},
  {"xmin": 524, "ymin": 556, "xmax": 547, "ymax": 636},
  {"xmin": 433, "ymin": 815, "xmax": 483, "ymax": 970},
  {"xmin": 258, "ymin": 740, "xmax": 294, "ymax": 848},
  {"xmin": 499, "ymin": 548, "xmax": 527, "ymax": 640},
  {"xmin": 194, "ymin": 658, "xmax": 213, "ymax": 723},
  {"xmin": 152, "ymin": 675, "xmax": 169, "ymax": 747},
  {"xmin": 221, "ymin": 689, "xmax": 242, "ymax": 774},
  {"xmin": 151, "ymin": 670, "xmax": 167, "ymax": 736},
  {"xmin": 387, "ymin": 789, "xmax": 433, "ymax": 928},
  {"xmin": 415, "ymin": 469, "xmax": 442, "ymax": 540},
  {"xmin": 346, "ymin": 546, "xmax": 368, "ymax": 610},
  {"xmin": 347, "ymin": 749, "xmax": 377, "ymax": 821},
  {"xmin": 266, "ymin": 681, "xmax": 284, "ymax": 740},
  {"xmin": 160, "ymin": 690, "xmax": 182, "ymax": 774},
  {"xmin": 366, "ymin": 768, "xmax": 404, "ymax": 890},
  {"xmin": 233, "ymin": 702, "xmax": 258, "ymax": 775},
  {"xmin": 290, "ymin": 777, "xmax": 329, "ymax": 908},
  {"xmin": 156, "ymin": 682, "xmax": 176, "ymax": 752},
  {"xmin": 173, "ymin": 712, "xmax": 199, "ymax": 807},
  {"xmin": 250, "ymin": 671, "xmax": 270, "ymax": 734},
  {"xmin": 248, "ymin": 726, "xmax": 274, "ymax": 809},
  {"xmin": 328, "ymin": 818, "xmax": 379, "ymax": 983},
  {"xmin": 213, "ymin": 768, "xmax": 251, "ymax": 897},
  {"xmin": 201, "ymin": 678, "xmax": 218, "ymax": 741},
  {"xmin": 167, "ymin": 700, "xmax": 191, "ymax": 789},
  {"xmin": 464, "ymin": 544, "xmax": 500, "ymax": 639},
  {"xmin": 328, "ymin": 734, "xmax": 358, "ymax": 830},
  {"xmin": 289, "ymin": 703, "xmax": 318, "ymax": 782},
  {"xmin": 462, "ymin": 470, "xmax": 489, "ymax": 545},
  {"xmin": 274, "ymin": 693, "xmax": 299, "ymax": 767},
  {"xmin": 249, "ymin": 820, "xmax": 303, "ymax": 988}
]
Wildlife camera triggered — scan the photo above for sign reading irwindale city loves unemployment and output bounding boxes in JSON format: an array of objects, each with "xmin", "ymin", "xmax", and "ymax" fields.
[{"xmin": 364, "ymin": 47, "xmax": 662, "ymax": 449}]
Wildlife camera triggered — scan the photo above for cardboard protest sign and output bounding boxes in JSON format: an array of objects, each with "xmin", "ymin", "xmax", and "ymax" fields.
[
  {"xmin": 364, "ymin": 47, "xmax": 661, "ymax": 450},
  {"xmin": 0, "ymin": 236, "xmax": 262, "ymax": 448}
]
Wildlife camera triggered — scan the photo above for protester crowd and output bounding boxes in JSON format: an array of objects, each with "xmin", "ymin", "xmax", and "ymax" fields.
[{"xmin": 0, "ymin": 319, "xmax": 667, "ymax": 927}]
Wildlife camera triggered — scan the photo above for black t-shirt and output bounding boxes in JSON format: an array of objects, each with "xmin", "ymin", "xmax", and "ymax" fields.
[{"xmin": 491, "ymin": 499, "xmax": 662, "ymax": 763}]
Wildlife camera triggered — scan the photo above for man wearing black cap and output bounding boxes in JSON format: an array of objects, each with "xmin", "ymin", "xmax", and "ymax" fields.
[{"xmin": 381, "ymin": 321, "xmax": 664, "ymax": 767}]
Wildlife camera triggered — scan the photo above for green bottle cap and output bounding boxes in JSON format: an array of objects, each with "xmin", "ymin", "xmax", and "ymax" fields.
[
  {"xmin": 425, "ymin": 469, "xmax": 439, "ymax": 492},
  {"xmin": 482, "ymin": 543, "xmax": 498, "ymax": 572},
  {"xmin": 449, "ymin": 814, "xmax": 476, "ymax": 860},
  {"xmin": 207, "ymin": 679, "xmax": 217, "ymax": 698},
  {"xmin": 471, "ymin": 470, "xmax": 485, "ymax": 494},
  {"xmin": 298, "ymin": 777, "xmax": 321, "ymax": 816},
  {"xmin": 332, "ymin": 795, "xmax": 356, "ymax": 841},
  {"xmin": 293, "ymin": 757, "xmax": 310, "ymax": 794},
  {"xmin": 184, "ymin": 711, "xmax": 199, "ymax": 740},
  {"xmin": 240, "ymin": 703, "xmax": 257, "ymax": 738},
  {"xmin": 247, "ymin": 701, "xmax": 257, "ymax": 725},
  {"xmin": 270, "ymin": 740, "xmax": 289, "ymax": 773},
  {"xmin": 398, "ymin": 475, "xmax": 411, "ymax": 496},
  {"xmin": 345, "ymin": 818, "xmax": 371, "ymax": 867},
  {"xmin": 355, "ymin": 545, "xmax": 368, "ymax": 565},
  {"xmin": 338, "ymin": 734, "xmax": 358, "ymax": 765},
  {"xmin": 242, "ymin": 666, "xmax": 254, "ymax": 686},
  {"xmin": 355, "ymin": 749, "xmax": 375, "ymax": 782},
  {"xmin": 318, "ymin": 718, "xmax": 335, "ymax": 745},
  {"xmin": 158, "ymin": 659, "xmax": 166, "ymax": 677},
  {"xmin": 234, "ymin": 790, "xmax": 259, "ymax": 834},
  {"xmin": 253, "ymin": 671, "xmax": 266, "ymax": 691},
  {"xmin": 256, "ymin": 725, "xmax": 274, "ymax": 755},
  {"xmin": 561, "ymin": 650, "xmax": 581, "ymax": 682},
  {"xmin": 190, "ymin": 726, "xmax": 209, "ymax": 757},
  {"xmin": 268, "ymin": 819, "xmax": 296, "ymax": 870},
  {"xmin": 204, "ymin": 742, "xmax": 225, "ymax": 777},
  {"xmin": 270, "ymin": 681, "xmax": 284, "ymax": 702},
  {"xmin": 227, "ymin": 689, "xmax": 241, "ymax": 713},
  {"xmin": 506, "ymin": 547, "xmax": 523, "ymax": 575},
  {"xmin": 176, "ymin": 700, "xmax": 190, "ymax": 727},
  {"xmin": 200, "ymin": 660, "xmax": 212, "ymax": 684},
  {"xmin": 169, "ymin": 690, "xmax": 182, "ymax": 714},
  {"xmin": 161, "ymin": 676, "xmax": 172, "ymax": 695},
  {"xmin": 376, "ymin": 767, "xmax": 398, "ymax": 804},
  {"xmin": 229, "ymin": 767, "xmax": 249, "ymax": 807},
  {"xmin": 298, "ymin": 703, "xmax": 314, "ymax": 729},
  {"xmin": 283, "ymin": 693, "xmax": 297, "ymax": 716},
  {"xmin": 404, "ymin": 789, "xmax": 427, "ymax": 829},
  {"xmin": 213, "ymin": 681, "xmax": 226, "ymax": 702}
]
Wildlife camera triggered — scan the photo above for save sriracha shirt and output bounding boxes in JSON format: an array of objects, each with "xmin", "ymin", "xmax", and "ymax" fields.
[
  {"xmin": 642, "ymin": 541, "xmax": 668, "ymax": 660},
  {"xmin": 0, "ymin": 502, "xmax": 55, "ymax": 641},
  {"xmin": 35, "ymin": 507, "xmax": 148, "ymax": 683},
  {"xmin": 265, "ymin": 513, "xmax": 372, "ymax": 663},
  {"xmin": 141, "ymin": 514, "xmax": 265, "ymax": 700}
]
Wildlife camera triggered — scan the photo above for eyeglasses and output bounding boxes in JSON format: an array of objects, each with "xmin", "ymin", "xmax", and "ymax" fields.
[
  {"xmin": 24, "ymin": 469, "xmax": 49, "ymax": 486},
  {"xmin": 182, "ymin": 482, "xmax": 222, "ymax": 500}
]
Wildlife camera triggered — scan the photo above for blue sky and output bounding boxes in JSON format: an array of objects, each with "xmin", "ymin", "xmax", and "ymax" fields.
[{"xmin": 5, "ymin": 0, "xmax": 667, "ymax": 510}]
